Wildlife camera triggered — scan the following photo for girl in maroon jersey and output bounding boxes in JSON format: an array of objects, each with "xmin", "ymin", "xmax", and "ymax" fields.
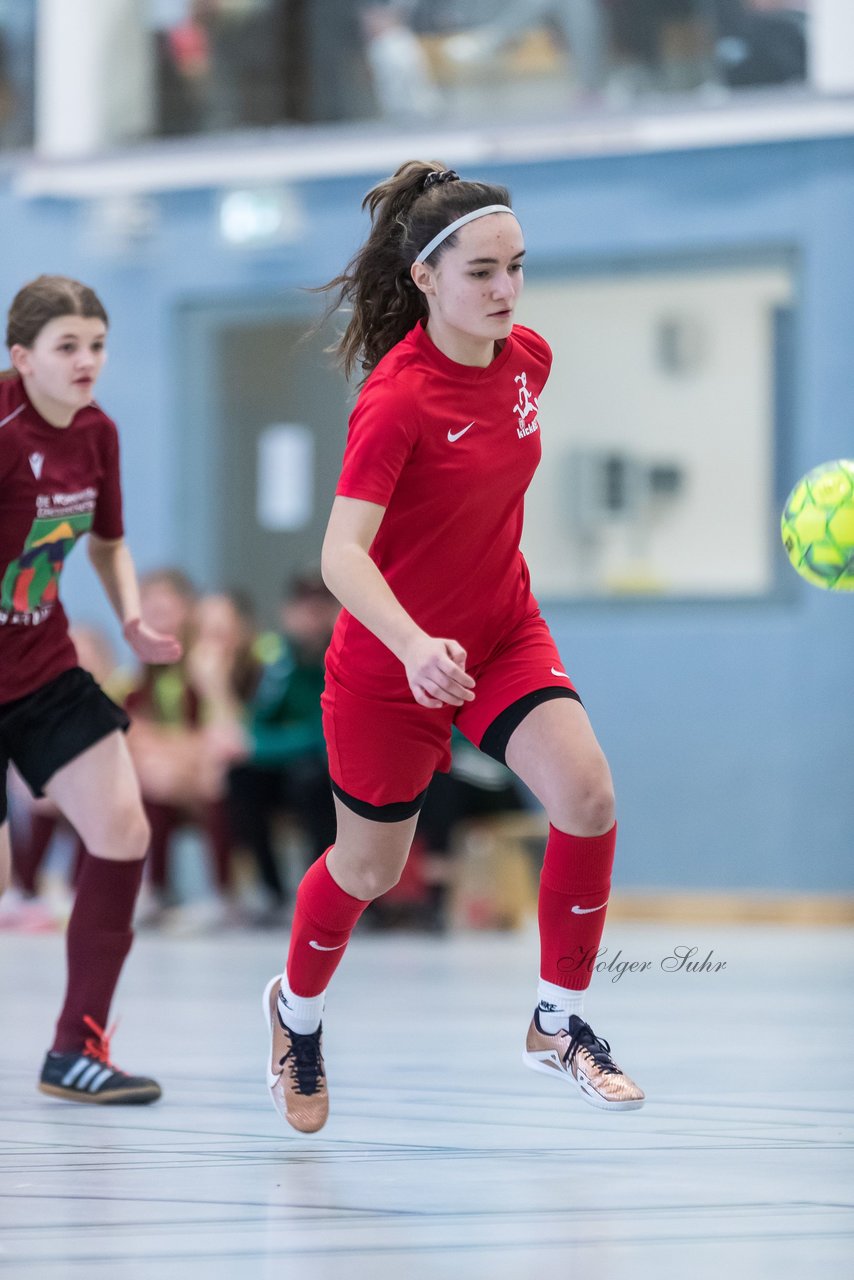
[
  {"xmin": 262, "ymin": 163, "xmax": 645, "ymax": 1133},
  {"xmin": 0, "ymin": 275, "xmax": 180, "ymax": 1103}
]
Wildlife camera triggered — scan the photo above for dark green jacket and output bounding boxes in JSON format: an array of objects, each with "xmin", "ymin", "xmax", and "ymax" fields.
[{"xmin": 247, "ymin": 636, "xmax": 326, "ymax": 766}]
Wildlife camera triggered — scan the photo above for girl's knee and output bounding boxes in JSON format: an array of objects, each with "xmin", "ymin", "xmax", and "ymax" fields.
[
  {"xmin": 350, "ymin": 861, "xmax": 404, "ymax": 901},
  {"xmin": 330, "ymin": 841, "xmax": 410, "ymax": 901},
  {"xmin": 579, "ymin": 782, "xmax": 616, "ymax": 835},
  {"xmin": 99, "ymin": 802, "xmax": 150, "ymax": 861},
  {"xmin": 329, "ymin": 809, "xmax": 418, "ymax": 900},
  {"xmin": 551, "ymin": 772, "xmax": 615, "ymax": 837}
]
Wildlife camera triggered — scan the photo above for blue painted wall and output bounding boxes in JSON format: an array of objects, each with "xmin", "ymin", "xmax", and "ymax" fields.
[{"xmin": 1, "ymin": 134, "xmax": 852, "ymax": 890}]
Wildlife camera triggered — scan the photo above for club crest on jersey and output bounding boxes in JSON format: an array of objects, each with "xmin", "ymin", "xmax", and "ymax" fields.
[
  {"xmin": 29, "ymin": 452, "xmax": 45, "ymax": 479},
  {"xmin": 514, "ymin": 372, "xmax": 540, "ymax": 439}
]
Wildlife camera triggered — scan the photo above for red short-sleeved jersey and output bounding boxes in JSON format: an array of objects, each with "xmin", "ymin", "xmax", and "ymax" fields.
[
  {"xmin": 0, "ymin": 375, "xmax": 124, "ymax": 704},
  {"xmin": 326, "ymin": 320, "xmax": 552, "ymax": 695}
]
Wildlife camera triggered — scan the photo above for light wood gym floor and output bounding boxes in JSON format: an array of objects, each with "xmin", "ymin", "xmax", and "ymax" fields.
[{"xmin": 1, "ymin": 920, "xmax": 852, "ymax": 1278}]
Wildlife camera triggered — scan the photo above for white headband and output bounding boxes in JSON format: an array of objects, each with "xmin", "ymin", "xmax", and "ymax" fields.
[{"xmin": 414, "ymin": 204, "xmax": 517, "ymax": 264}]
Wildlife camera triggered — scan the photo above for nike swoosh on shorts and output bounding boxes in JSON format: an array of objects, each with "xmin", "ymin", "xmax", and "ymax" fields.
[
  {"xmin": 447, "ymin": 422, "xmax": 475, "ymax": 442},
  {"xmin": 308, "ymin": 940, "xmax": 347, "ymax": 951}
]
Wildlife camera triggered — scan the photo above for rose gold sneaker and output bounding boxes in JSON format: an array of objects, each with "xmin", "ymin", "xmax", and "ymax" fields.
[
  {"xmin": 262, "ymin": 976, "xmax": 328, "ymax": 1133},
  {"xmin": 523, "ymin": 1009, "xmax": 644, "ymax": 1112}
]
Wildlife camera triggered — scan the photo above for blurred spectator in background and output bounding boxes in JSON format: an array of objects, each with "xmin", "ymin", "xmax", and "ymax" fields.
[
  {"xmin": 125, "ymin": 569, "xmax": 198, "ymax": 919},
  {"xmin": 149, "ymin": 0, "xmax": 810, "ymax": 139},
  {"xmin": 360, "ymin": 3, "xmax": 443, "ymax": 120},
  {"xmin": 151, "ymin": 0, "xmax": 283, "ymax": 134},
  {"xmin": 441, "ymin": 0, "xmax": 610, "ymax": 98},
  {"xmin": 186, "ymin": 588, "xmax": 261, "ymax": 743},
  {"xmin": 410, "ymin": 0, "xmax": 505, "ymax": 34},
  {"xmin": 0, "ymin": 0, "xmax": 35, "ymax": 150},
  {"xmin": 150, "ymin": 0, "xmax": 211, "ymax": 136},
  {"xmin": 193, "ymin": 0, "xmax": 281, "ymax": 130},
  {"xmin": 226, "ymin": 572, "xmax": 339, "ymax": 924},
  {"xmin": 152, "ymin": 0, "xmax": 376, "ymax": 132},
  {"xmin": 608, "ymin": 0, "xmax": 807, "ymax": 98},
  {"xmin": 608, "ymin": 0, "xmax": 719, "ymax": 96},
  {"xmin": 125, "ymin": 569, "xmax": 198, "ymax": 784},
  {"xmin": 417, "ymin": 730, "xmax": 527, "ymax": 930},
  {"xmin": 299, "ymin": 0, "xmax": 378, "ymax": 122},
  {"xmin": 125, "ymin": 570, "xmax": 248, "ymax": 931},
  {"xmin": 711, "ymin": 0, "xmax": 807, "ymax": 88},
  {"xmin": 128, "ymin": 580, "xmax": 261, "ymax": 930},
  {"xmin": 366, "ymin": 728, "xmax": 528, "ymax": 932}
]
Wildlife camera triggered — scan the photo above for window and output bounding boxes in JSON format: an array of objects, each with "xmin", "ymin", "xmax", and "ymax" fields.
[{"xmin": 520, "ymin": 259, "xmax": 795, "ymax": 598}]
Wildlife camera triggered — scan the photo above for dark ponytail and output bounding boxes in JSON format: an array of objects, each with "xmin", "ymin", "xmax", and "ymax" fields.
[{"xmin": 318, "ymin": 160, "xmax": 511, "ymax": 382}]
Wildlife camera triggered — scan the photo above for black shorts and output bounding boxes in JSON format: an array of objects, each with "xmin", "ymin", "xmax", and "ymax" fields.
[{"xmin": 0, "ymin": 667, "xmax": 130, "ymax": 824}]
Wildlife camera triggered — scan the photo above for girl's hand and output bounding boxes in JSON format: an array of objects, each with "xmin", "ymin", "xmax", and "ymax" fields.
[
  {"xmin": 403, "ymin": 635, "xmax": 475, "ymax": 709},
  {"xmin": 123, "ymin": 617, "xmax": 183, "ymax": 666}
]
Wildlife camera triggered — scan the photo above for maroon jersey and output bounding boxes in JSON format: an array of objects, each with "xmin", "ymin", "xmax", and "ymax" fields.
[
  {"xmin": 0, "ymin": 375, "xmax": 123, "ymax": 704},
  {"xmin": 326, "ymin": 320, "xmax": 552, "ymax": 696}
]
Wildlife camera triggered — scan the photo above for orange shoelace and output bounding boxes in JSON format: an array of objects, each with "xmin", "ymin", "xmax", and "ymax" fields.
[{"xmin": 82, "ymin": 1015, "xmax": 118, "ymax": 1066}]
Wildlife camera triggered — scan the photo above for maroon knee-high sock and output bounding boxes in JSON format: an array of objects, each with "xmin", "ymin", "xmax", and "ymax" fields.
[
  {"xmin": 52, "ymin": 853, "xmax": 145, "ymax": 1053},
  {"xmin": 286, "ymin": 851, "xmax": 370, "ymax": 997},
  {"xmin": 538, "ymin": 823, "xmax": 617, "ymax": 992}
]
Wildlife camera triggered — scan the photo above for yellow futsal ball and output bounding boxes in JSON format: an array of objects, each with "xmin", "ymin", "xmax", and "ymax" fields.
[{"xmin": 781, "ymin": 459, "xmax": 854, "ymax": 590}]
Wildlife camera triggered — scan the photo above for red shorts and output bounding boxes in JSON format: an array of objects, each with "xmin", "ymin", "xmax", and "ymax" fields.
[{"xmin": 322, "ymin": 611, "xmax": 580, "ymax": 820}]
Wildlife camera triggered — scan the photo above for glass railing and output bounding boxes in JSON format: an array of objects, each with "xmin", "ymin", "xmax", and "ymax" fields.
[
  {"xmin": 148, "ymin": 0, "xmax": 811, "ymax": 138},
  {"xmin": 0, "ymin": 1, "xmax": 816, "ymax": 155}
]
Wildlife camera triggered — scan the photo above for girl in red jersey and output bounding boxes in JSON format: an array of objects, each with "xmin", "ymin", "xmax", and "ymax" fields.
[
  {"xmin": 262, "ymin": 163, "xmax": 644, "ymax": 1133},
  {"xmin": 0, "ymin": 275, "xmax": 181, "ymax": 1103}
]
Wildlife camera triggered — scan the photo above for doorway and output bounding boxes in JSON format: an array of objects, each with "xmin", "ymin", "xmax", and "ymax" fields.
[{"xmin": 175, "ymin": 296, "xmax": 350, "ymax": 626}]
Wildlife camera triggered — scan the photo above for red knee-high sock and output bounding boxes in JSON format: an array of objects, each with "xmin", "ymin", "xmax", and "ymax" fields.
[
  {"xmin": 52, "ymin": 853, "xmax": 145, "ymax": 1053},
  {"xmin": 286, "ymin": 850, "xmax": 370, "ymax": 997},
  {"xmin": 538, "ymin": 822, "xmax": 617, "ymax": 992}
]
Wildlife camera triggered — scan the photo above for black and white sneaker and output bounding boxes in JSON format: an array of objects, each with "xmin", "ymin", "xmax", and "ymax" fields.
[{"xmin": 38, "ymin": 1016, "xmax": 161, "ymax": 1105}]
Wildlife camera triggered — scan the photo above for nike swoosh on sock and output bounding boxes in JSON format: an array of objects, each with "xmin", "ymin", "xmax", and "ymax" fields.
[{"xmin": 571, "ymin": 900, "xmax": 609, "ymax": 915}]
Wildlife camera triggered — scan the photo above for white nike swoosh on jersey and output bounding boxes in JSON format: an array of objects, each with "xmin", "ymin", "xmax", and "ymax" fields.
[
  {"xmin": 550, "ymin": 668, "xmax": 572, "ymax": 680},
  {"xmin": 447, "ymin": 422, "xmax": 475, "ymax": 442},
  {"xmin": 308, "ymin": 940, "xmax": 347, "ymax": 951},
  {"xmin": 571, "ymin": 900, "xmax": 609, "ymax": 915}
]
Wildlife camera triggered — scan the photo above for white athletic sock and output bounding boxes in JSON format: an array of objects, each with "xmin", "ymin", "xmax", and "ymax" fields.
[
  {"xmin": 536, "ymin": 978, "xmax": 585, "ymax": 1033},
  {"xmin": 278, "ymin": 976, "xmax": 324, "ymax": 1035}
]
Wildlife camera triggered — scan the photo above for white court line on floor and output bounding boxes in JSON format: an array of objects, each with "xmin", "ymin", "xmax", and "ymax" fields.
[{"xmin": 1, "ymin": 922, "xmax": 852, "ymax": 1278}]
